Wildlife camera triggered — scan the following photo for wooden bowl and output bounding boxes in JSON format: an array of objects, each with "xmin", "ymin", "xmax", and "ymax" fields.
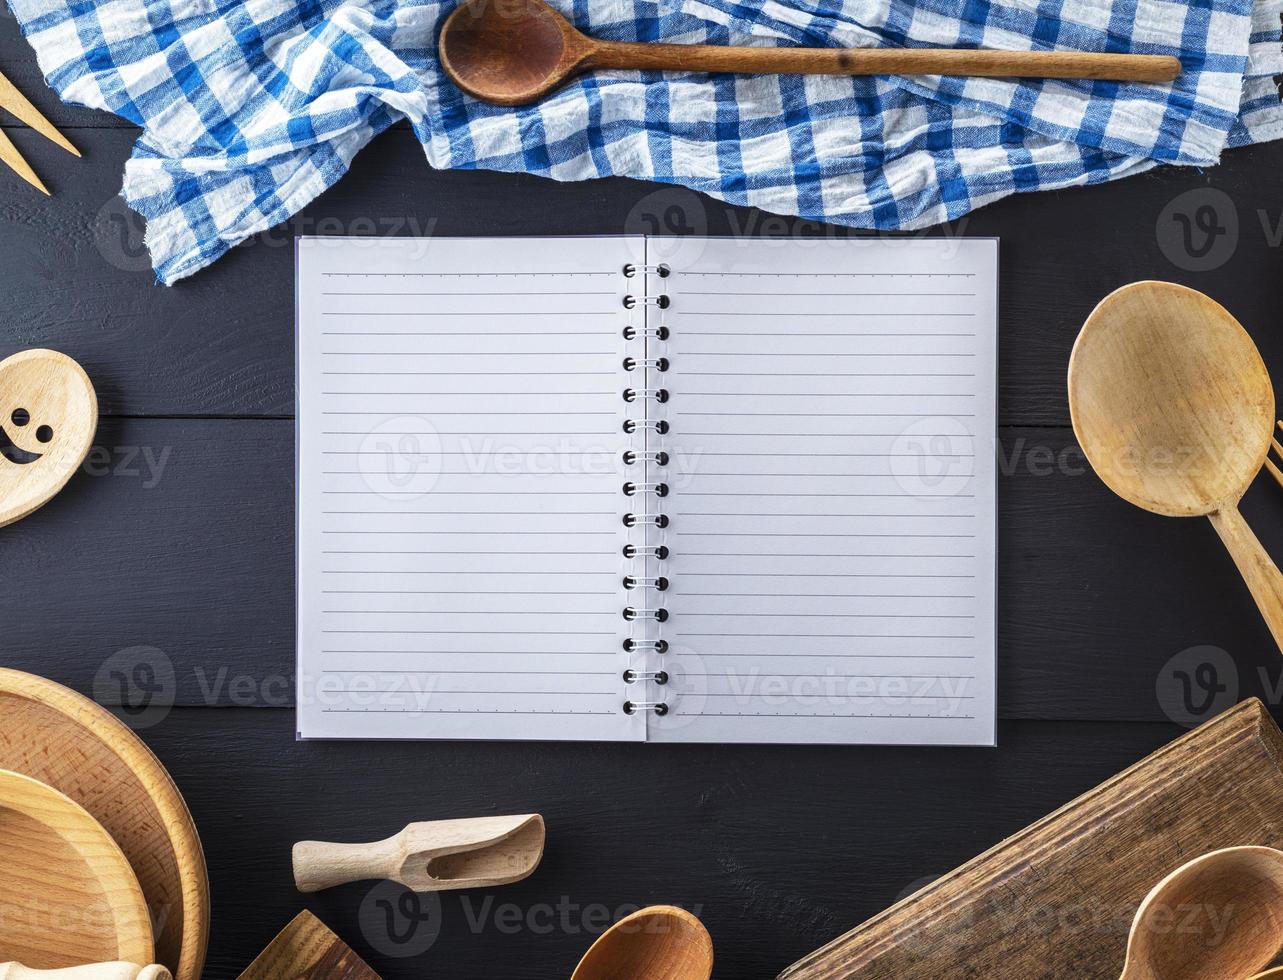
[
  {"xmin": 0, "ymin": 671, "xmax": 209, "ymax": 980},
  {"xmin": 0, "ymin": 769, "xmax": 153, "ymax": 968}
]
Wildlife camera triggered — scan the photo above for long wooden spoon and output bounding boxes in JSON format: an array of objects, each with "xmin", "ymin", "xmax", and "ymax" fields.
[
  {"xmin": 1119, "ymin": 846, "xmax": 1283, "ymax": 980},
  {"xmin": 439, "ymin": 0, "xmax": 1182, "ymax": 106},
  {"xmin": 570, "ymin": 906, "xmax": 713, "ymax": 980},
  {"xmin": 1069, "ymin": 281, "xmax": 1283, "ymax": 651}
]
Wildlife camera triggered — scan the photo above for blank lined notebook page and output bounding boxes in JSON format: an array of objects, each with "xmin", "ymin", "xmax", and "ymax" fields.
[
  {"xmin": 297, "ymin": 237, "xmax": 641, "ymax": 741},
  {"xmin": 652, "ymin": 237, "xmax": 997, "ymax": 746}
]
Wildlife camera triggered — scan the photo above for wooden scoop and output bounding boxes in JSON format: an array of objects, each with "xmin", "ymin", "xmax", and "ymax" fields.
[
  {"xmin": 293, "ymin": 814, "xmax": 544, "ymax": 892},
  {"xmin": 571, "ymin": 906, "xmax": 713, "ymax": 980},
  {"xmin": 438, "ymin": 0, "xmax": 1182, "ymax": 106},
  {"xmin": 0, "ymin": 349, "xmax": 97, "ymax": 528},
  {"xmin": 1119, "ymin": 846, "xmax": 1283, "ymax": 980},
  {"xmin": 1069, "ymin": 281, "xmax": 1283, "ymax": 651},
  {"xmin": 0, "ymin": 966, "xmax": 170, "ymax": 980}
]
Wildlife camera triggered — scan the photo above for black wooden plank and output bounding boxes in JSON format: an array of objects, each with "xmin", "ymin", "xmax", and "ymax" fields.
[
  {"xmin": 5, "ymin": 417, "xmax": 1280, "ymax": 721},
  {"xmin": 1, "ymin": 48, "xmax": 1282, "ymax": 423},
  {"xmin": 124, "ymin": 707, "xmax": 1183, "ymax": 979}
]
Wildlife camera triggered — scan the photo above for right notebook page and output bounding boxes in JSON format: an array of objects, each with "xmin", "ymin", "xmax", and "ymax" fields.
[{"xmin": 651, "ymin": 237, "xmax": 997, "ymax": 746}]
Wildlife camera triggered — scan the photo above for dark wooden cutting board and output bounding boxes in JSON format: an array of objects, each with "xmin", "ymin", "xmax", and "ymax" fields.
[
  {"xmin": 237, "ymin": 911, "xmax": 382, "ymax": 980},
  {"xmin": 779, "ymin": 699, "xmax": 1283, "ymax": 979}
]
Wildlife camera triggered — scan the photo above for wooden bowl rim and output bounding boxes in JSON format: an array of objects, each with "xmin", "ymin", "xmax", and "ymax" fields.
[
  {"xmin": 0, "ymin": 669, "xmax": 210, "ymax": 980},
  {"xmin": 0, "ymin": 767, "xmax": 154, "ymax": 966}
]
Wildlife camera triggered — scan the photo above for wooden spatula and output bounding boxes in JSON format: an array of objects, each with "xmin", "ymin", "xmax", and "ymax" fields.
[{"xmin": 236, "ymin": 912, "xmax": 380, "ymax": 980}]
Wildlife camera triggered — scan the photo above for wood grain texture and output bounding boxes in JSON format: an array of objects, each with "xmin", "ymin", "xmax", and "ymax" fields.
[
  {"xmin": 127, "ymin": 709, "xmax": 1193, "ymax": 979},
  {"xmin": 570, "ymin": 906, "xmax": 713, "ymax": 980},
  {"xmin": 0, "ymin": 965, "xmax": 171, "ymax": 980},
  {"xmin": 293, "ymin": 815, "xmax": 545, "ymax": 893},
  {"xmin": 4, "ymin": 417, "xmax": 1282, "ymax": 720},
  {"xmin": 0, "ymin": 81, "xmax": 1281, "ymax": 425},
  {"xmin": 0, "ymin": 672, "xmax": 209, "ymax": 980},
  {"xmin": 1119, "ymin": 846, "xmax": 1283, "ymax": 980},
  {"xmin": 778, "ymin": 700, "xmax": 1283, "ymax": 980},
  {"xmin": 236, "ymin": 912, "xmax": 380, "ymax": 980},
  {"xmin": 0, "ymin": 770, "xmax": 153, "ymax": 969},
  {"xmin": 1070, "ymin": 281, "xmax": 1283, "ymax": 650},
  {"xmin": 439, "ymin": 0, "xmax": 1178, "ymax": 106},
  {"xmin": 0, "ymin": 349, "xmax": 98, "ymax": 527}
]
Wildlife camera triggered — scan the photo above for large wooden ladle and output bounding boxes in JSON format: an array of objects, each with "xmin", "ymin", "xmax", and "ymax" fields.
[
  {"xmin": 570, "ymin": 906, "xmax": 713, "ymax": 980},
  {"xmin": 1119, "ymin": 846, "xmax": 1283, "ymax": 980},
  {"xmin": 1069, "ymin": 281, "xmax": 1283, "ymax": 651},
  {"xmin": 438, "ymin": 0, "xmax": 1182, "ymax": 106}
]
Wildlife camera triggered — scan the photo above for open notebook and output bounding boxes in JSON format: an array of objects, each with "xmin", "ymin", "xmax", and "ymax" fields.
[{"xmin": 297, "ymin": 235, "xmax": 996, "ymax": 745}]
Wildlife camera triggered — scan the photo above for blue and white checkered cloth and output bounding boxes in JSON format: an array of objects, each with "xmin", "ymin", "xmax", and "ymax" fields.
[{"xmin": 9, "ymin": 0, "xmax": 1283, "ymax": 283}]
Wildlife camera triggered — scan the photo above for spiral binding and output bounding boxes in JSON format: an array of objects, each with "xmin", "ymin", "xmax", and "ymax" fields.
[
  {"xmin": 622, "ymin": 257, "xmax": 671, "ymax": 718},
  {"xmin": 623, "ymin": 701, "xmax": 669, "ymax": 716}
]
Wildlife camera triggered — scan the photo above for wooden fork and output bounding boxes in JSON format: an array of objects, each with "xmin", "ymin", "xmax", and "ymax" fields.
[
  {"xmin": 0, "ymin": 68, "xmax": 80, "ymax": 195},
  {"xmin": 1266, "ymin": 420, "xmax": 1283, "ymax": 489}
]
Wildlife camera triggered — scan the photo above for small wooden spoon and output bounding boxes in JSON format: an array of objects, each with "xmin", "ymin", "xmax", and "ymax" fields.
[
  {"xmin": 570, "ymin": 906, "xmax": 713, "ymax": 980},
  {"xmin": 1119, "ymin": 846, "xmax": 1283, "ymax": 980},
  {"xmin": 1069, "ymin": 281, "xmax": 1283, "ymax": 651},
  {"xmin": 438, "ymin": 0, "xmax": 1182, "ymax": 106},
  {"xmin": 0, "ymin": 966, "xmax": 171, "ymax": 980}
]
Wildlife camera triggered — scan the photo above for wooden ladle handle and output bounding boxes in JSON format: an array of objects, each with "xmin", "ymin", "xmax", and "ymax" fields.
[
  {"xmin": 0, "ymin": 966, "xmax": 172, "ymax": 980},
  {"xmin": 1209, "ymin": 505, "xmax": 1283, "ymax": 652},
  {"xmin": 586, "ymin": 43, "xmax": 1182, "ymax": 82}
]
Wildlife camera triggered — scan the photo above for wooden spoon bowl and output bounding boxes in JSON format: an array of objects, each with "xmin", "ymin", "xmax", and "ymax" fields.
[
  {"xmin": 570, "ymin": 906, "xmax": 713, "ymax": 980},
  {"xmin": 1069, "ymin": 281, "xmax": 1283, "ymax": 649},
  {"xmin": 0, "ymin": 349, "xmax": 97, "ymax": 528},
  {"xmin": 1120, "ymin": 846, "xmax": 1283, "ymax": 980}
]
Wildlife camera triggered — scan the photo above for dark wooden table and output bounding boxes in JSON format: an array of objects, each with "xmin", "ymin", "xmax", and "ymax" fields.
[{"xmin": 4, "ymin": 22, "xmax": 1283, "ymax": 978}]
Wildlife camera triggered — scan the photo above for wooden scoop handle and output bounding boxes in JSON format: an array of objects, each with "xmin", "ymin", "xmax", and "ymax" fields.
[
  {"xmin": 0, "ymin": 966, "xmax": 172, "ymax": 980},
  {"xmin": 293, "ymin": 836, "xmax": 404, "ymax": 893},
  {"xmin": 586, "ymin": 44, "xmax": 1182, "ymax": 82},
  {"xmin": 1209, "ymin": 505, "xmax": 1283, "ymax": 653}
]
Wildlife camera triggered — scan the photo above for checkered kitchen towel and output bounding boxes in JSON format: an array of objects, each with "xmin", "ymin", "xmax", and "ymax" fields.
[{"xmin": 9, "ymin": 0, "xmax": 1283, "ymax": 284}]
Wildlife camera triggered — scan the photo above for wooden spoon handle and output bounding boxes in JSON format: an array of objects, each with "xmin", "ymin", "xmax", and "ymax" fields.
[
  {"xmin": 586, "ymin": 43, "xmax": 1181, "ymax": 82},
  {"xmin": 1209, "ymin": 505, "xmax": 1283, "ymax": 653},
  {"xmin": 293, "ymin": 835, "xmax": 403, "ymax": 892},
  {"xmin": 0, "ymin": 966, "xmax": 171, "ymax": 980}
]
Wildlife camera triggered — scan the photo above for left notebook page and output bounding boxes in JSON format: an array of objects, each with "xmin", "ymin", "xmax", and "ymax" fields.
[{"xmin": 297, "ymin": 237, "xmax": 644, "ymax": 741}]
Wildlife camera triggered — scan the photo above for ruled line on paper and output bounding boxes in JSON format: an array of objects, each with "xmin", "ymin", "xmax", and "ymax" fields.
[
  {"xmin": 298, "ymin": 238, "xmax": 641, "ymax": 742},
  {"xmin": 647, "ymin": 238, "xmax": 995, "ymax": 745}
]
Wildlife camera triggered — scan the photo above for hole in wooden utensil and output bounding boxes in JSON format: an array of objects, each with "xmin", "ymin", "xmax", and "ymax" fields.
[
  {"xmin": 36, "ymin": 425, "xmax": 53, "ymax": 443},
  {"xmin": 10, "ymin": 408, "xmax": 29, "ymax": 426},
  {"xmin": 423, "ymin": 818, "xmax": 544, "ymax": 883}
]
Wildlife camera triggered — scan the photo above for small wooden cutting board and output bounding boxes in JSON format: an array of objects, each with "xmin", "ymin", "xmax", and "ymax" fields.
[
  {"xmin": 779, "ymin": 699, "xmax": 1283, "ymax": 980},
  {"xmin": 236, "ymin": 912, "xmax": 381, "ymax": 980}
]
